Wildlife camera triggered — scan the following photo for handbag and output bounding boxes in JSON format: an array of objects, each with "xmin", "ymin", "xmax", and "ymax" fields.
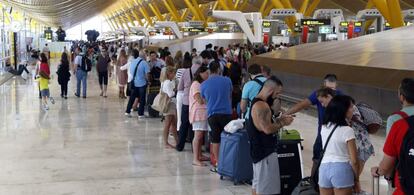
[
  {"xmin": 128, "ymin": 59, "xmax": 143, "ymax": 91},
  {"xmin": 151, "ymin": 82, "xmax": 170, "ymax": 113},
  {"xmin": 310, "ymin": 124, "xmax": 339, "ymax": 192}
]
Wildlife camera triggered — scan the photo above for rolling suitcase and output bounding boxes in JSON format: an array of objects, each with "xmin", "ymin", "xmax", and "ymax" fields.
[
  {"xmin": 278, "ymin": 129, "xmax": 304, "ymax": 195},
  {"xmin": 218, "ymin": 130, "xmax": 253, "ymax": 185}
]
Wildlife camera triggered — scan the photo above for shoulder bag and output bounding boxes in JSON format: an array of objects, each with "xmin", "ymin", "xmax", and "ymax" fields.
[
  {"xmin": 151, "ymin": 82, "xmax": 170, "ymax": 113},
  {"xmin": 128, "ymin": 59, "xmax": 143, "ymax": 91}
]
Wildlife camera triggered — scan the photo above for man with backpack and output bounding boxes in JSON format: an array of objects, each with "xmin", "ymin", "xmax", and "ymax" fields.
[
  {"xmin": 73, "ymin": 47, "xmax": 92, "ymax": 98},
  {"xmin": 247, "ymin": 77, "xmax": 294, "ymax": 195},
  {"xmin": 371, "ymin": 78, "xmax": 414, "ymax": 195},
  {"xmin": 386, "ymin": 78, "xmax": 414, "ymax": 135},
  {"xmin": 240, "ymin": 64, "xmax": 267, "ymax": 119}
]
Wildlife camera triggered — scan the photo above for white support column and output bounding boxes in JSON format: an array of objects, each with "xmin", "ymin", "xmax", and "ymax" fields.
[
  {"xmin": 131, "ymin": 26, "xmax": 149, "ymax": 36},
  {"xmin": 244, "ymin": 12, "xmax": 263, "ymax": 44},
  {"xmin": 212, "ymin": 11, "xmax": 262, "ymax": 43},
  {"xmin": 155, "ymin": 21, "xmax": 183, "ymax": 39}
]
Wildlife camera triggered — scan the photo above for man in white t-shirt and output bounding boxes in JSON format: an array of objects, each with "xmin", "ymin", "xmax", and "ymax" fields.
[{"xmin": 73, "ymin": 47, "xmax": 88, "ymax": 98}]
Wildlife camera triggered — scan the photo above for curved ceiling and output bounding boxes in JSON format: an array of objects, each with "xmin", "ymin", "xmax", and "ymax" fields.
[
  {"xmin": 2, "ymin": 0, "xmax": 414, "ymax": 29},
  {"xmin": 1, "ymin": 0, "xmax": 117, "ymax": 28}
]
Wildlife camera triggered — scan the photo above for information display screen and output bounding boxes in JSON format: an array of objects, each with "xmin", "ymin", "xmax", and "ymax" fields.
[
  {"xmin": 301, "ymin": 19, "xmax": 331, "ymax": 26},
  {"xmin": 319, "ymin": 26, "xmax": 333, "ymax": 34}
]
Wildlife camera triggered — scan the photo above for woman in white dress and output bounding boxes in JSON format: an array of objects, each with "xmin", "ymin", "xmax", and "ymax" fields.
[{"xmin": 160, "ymin": 66, "xmax": 178, "ymax": 149}]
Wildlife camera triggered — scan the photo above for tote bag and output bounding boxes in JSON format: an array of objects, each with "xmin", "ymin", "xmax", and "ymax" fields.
[{"xmin": 151, "ymin": 83, "xmax": 170, "ymax": 113}]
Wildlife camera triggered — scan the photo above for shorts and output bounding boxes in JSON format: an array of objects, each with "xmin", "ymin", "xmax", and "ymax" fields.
[
  {"xmin": 192, "ymin": 120, "xmax": 208, "ymax": 131},
  {"xmin": 319, "ymin": 162, "xmax": 355, "ymax": 189},
  {"xmin": 98, "ymin": 71, "xmax": 108, "ymax": 85},
  {"xmin": 41, "ymin": 89, "xmax": 50, "ymax": 97},
  {"xmin": 208, "ymin": 114, "xmax": 232, "ymax": 143},
  {"xmin": 252, "ymin": 153, "xmax": 281, "ymax": 195}
]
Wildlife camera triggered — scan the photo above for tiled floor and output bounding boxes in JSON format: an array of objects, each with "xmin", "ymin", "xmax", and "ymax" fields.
[{"xmin": 0, "ymin": 63, "xmax": 390, "ymax": 195}]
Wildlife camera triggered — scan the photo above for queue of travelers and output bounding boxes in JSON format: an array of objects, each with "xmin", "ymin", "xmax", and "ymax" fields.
[{"xmin": 25, "ymin": 40, "xmax": 414, "ymax": 195}]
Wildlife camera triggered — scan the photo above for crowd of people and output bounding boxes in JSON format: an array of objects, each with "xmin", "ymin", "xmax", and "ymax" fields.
[{"xmin": 20, "ymin": 40, "xmax": 414, "ymax": 195}]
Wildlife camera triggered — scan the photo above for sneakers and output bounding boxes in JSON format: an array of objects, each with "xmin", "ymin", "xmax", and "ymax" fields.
[
  {"xmin": 43, "ymin": 104, "xmax": 49, "ymax": 110},
  {"xmin": 74, "ymin": 93, "xmax": 80, "ymax": 98},
  {"xmin": 125, "ymin": 113, "xmax": 132, "ymax": 117},
  {"xmin": 49, "ymin": 97, "xmax": 55, "ymax": 104},
  {"xmin": 138, "ymin": 115, "xmax": 146, "ymax": 119}
]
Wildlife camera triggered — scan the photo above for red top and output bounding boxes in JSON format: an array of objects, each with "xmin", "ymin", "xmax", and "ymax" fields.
[
  {"xmin": 383, "ymin": 119, "xmax": 409, "ymax": 195},
  {"xmin": 39, "ymin": 62, "xmax": 50, "ymax": 76}
]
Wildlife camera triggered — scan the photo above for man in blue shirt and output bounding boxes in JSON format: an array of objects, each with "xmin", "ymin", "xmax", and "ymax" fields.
[
  {"xmin": 240, "ymin": 64, "xmax": 267, "ymax": 119},
  {"xmin": 285, "ymin": 74, "xmax": 342, "ymax": 171},
  {"xmin": 201, "ymin": 61, "xmax": 233, "ymax": 170},
  {"xmin": 125, "ymin": 49, "xmax": 150, "ymax": 118}
]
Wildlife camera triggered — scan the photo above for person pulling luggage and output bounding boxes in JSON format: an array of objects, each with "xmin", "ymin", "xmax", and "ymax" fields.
[{"xmin": 246, "ymin": 76, "xmax": 294, "ymax": 195}]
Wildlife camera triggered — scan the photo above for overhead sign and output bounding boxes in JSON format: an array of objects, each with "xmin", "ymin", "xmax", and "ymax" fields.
[
  {"xmin": 44, "ymin": 30, "xmax": 53, "ymax": 40},
  {"xmin": 301, "ymin": 19, "xmax": 331, "ymax": 26},
  {"xmin": 183, "ymin": 28, "xmax": 205, "ymax": 32},
  {"xmin": 262, "ymin": 21, "xmax": 271, "ymax": 28},
  {"xmin": 354, "ymin": 21, "xmax": 363, "ymax": 27},
  {"xmin": 340, "ymin": 21, "xmax": 349, "ymax": 27}
]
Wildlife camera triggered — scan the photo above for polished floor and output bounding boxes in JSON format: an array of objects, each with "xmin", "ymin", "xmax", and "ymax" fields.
[{"xmin": 0, "ymin": 65, "xmax": 390, "ymax": 195}]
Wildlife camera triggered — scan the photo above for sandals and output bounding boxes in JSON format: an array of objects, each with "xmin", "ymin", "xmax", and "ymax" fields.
[
  {"xmin": 200, "ymin": 156, "xmax": 210, "ymax": 161},
  {"xmin": 192, "ymin": 161, "xmax": 207, "ymax": 167}
]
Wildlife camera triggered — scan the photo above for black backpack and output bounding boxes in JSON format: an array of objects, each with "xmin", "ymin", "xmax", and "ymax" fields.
[
  {"xmin": 80, "ymin": 55, "xmax": 92, "ymax": 72},
  {"xmin": 397, "ymin": 116, "xmax": 414, "ymax": 194}
]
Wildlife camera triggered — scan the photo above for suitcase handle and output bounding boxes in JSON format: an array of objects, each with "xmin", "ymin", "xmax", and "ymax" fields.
[{"xmin": 372, "ymin": 176, "xmax": 380, "ymax": 195}]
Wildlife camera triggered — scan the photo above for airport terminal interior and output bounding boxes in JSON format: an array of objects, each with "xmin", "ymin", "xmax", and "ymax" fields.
[{"xmin": 0, "ymin": 0, "xmax": 413, "ymax": 195}]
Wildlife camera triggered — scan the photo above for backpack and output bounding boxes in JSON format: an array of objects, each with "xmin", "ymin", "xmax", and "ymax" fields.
[
  {"xmin": 355, "ymin": 102, "xmax": 383, "ymax": 134},
  {"xmin": 244, "ymin": 77, "xmax": 265, "ymax": 117},
  {"xmin": 80, "ymin": 55, "xmax": 92, "ymax": 72},
  {"xmin": 397, "ymin": 116, "xmax": 414, "ymax": 194},
  {"xmin": 149, "ymin": 66, "xmax": 162, "ymax": 86}
]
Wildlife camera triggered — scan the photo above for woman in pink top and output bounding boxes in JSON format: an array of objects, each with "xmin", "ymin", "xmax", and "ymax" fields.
[{"xmin": 189, "ymin": 66, "xmax": 210, "ymax": 166}]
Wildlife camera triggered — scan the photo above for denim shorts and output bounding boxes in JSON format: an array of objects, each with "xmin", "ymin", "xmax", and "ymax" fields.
[
  {"xmin": 319, "ymin": 162, "xmax": 354, "ymax": 189},
  {"xmin": 41, "ymin": 89, "xmax": 50, "ymax": 97}
]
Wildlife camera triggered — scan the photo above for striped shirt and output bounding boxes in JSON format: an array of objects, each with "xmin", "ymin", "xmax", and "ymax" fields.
[{"xmin": 176, "ymin": 68, "xmax": 185, "ymax": 81}]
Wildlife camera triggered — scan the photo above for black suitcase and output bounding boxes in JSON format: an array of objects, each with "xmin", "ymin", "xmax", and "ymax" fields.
[{"xmin": 277, "ymin": 140, "xmax": 304, "ymax": 195}]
